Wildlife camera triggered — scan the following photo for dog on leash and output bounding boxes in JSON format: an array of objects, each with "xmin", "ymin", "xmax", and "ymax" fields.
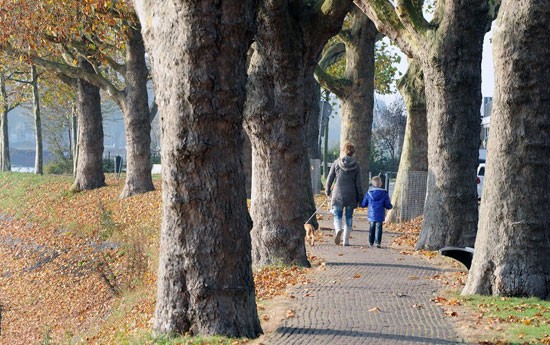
[{"xmin": 304, "ymin": 223, "xmax": 316, "ymax": 246}]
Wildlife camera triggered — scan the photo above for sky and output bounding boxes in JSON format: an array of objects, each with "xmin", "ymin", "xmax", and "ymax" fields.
[{"xmin": 481, "ymin": 28, "xmax": 495, "ymax": 97}]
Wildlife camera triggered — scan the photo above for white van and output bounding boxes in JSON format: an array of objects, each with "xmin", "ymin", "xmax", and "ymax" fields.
[{"xmin": 477, "ymin": 163, "xmax": 485, "ymax": 199}]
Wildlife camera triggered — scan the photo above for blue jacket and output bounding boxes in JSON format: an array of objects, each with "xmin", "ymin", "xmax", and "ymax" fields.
[{"xmin": 361, "ymin": 187, "xmax": 393, "ymax": 222}]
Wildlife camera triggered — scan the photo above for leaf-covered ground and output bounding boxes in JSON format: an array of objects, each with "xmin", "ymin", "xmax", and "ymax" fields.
[
  {"xmin": 386, "ymin": 216, "xmax": 550, "ymax": 345},
  {"xmin": 0, "ymin": 173, "xmax": 310, "ymax": 344},
  {"xmin": 1, "ymin": 173, "xmax": 548, "ymax": 344}
]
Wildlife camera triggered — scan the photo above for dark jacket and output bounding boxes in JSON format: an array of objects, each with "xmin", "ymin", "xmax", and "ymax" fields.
[
  {"xmin": 361, "ymin": 187, "xmax": 393, "ymax": 222},
  {"xmin": 326, "ymin": 156, "xmax": 363, "ymax": 208}
]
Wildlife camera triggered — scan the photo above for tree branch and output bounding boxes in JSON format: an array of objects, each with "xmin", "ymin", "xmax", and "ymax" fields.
[
  {"xmin": 314, "ymin": 64, "xmax": 350, "ymax": 98},
  {"xmin": 486, "ymin": 0, "xmax": 501, "ymax": 29},
  {"xmin": 395, "ymin": 0, "xmax": 430, "ymax": 34},
  {"xmin": 8, "ymin": 102, "xmax": 20, "ymax": 112},
  {"xmin": 353, "ymin": 0, "xmax": 419, "ymax": 57},
  {"xmin": 337, "ymin": 29, "xmax": 352, "ymax": 45},
  {"xmin": 67, "ymin": 39, "xmax": 127, "ymax": 75},
  {"xmin": 8, "ymin": 78, "xmax": 31, "ymax": 85},
  {"xmin": 32, "ymin": 56, "xmax": 125, "ymax": 109},
  {"xmin": 55, "ymin": 73, "xmax": 78, "ymax": 88},
  {"xmin": 319, "ymin": 41, "xmax": 346, "ymax": 70},
  {"xmin": 309, "ymin": 0, "xmax": 354, "ymax": 47},
  {"xmin": 149, "ymin": 98, "xmax": 158, "ymax": 123},
  {"xmin": 102, "ymin": 54, "xmax": 127, "ymax": 76}
]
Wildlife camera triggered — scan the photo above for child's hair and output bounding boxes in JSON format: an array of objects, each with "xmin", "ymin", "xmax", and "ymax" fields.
[
  {"xmin": 371, "ymin": 176, "xmax": 382, "ymax": 187},
  {"xmin": 343, "ymin": 142, "xmax": 355, "ymax": 156}
]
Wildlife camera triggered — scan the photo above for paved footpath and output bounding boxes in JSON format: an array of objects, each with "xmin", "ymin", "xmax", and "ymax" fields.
[{"xmin": 264, "ymin": 216, "xmax": 467, "ymax": 345}]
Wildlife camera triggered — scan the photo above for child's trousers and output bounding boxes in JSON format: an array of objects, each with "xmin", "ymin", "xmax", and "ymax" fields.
[{"xmin": 369, "ymin": 221, "xmax": 383, "ymax": 246}]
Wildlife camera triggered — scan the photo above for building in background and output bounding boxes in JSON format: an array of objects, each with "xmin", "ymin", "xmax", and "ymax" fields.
[{"xmin": 480, "ymin": 96, "xmax": 492, "ymax": 149}]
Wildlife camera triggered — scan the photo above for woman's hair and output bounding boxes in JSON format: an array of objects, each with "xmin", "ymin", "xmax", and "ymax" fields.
[
  {"xmin": 371, "ymin": 176, "xmax": 382, "ymax": 187},
  {"xmin": 343, "ymin": 142, "xmax": 355, "ymax": 156}
]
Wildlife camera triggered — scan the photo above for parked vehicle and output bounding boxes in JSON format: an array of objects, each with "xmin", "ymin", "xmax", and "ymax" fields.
[{"xmin": 477, "ymin": 163, "xmax": 485, "ymax": 199}]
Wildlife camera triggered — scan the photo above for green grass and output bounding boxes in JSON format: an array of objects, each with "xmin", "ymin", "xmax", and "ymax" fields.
[
  {"xmin": 0, "ymin": 172, "xmax": 71, "ymax": 217},
  {"xmin": 461, "ymin": 295, "xmax": 550, "ymax": 344}
]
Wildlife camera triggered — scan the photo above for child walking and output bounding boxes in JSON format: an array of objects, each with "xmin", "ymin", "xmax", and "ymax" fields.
[{"xmin": 361, "ymin": 176, "xmax": 392, "ymax": 248}]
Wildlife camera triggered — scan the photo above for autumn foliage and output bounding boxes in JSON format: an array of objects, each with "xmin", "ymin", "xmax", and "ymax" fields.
[{"xmin": 0, "ymin": 173, "xmax": 312, "ymax": 343}]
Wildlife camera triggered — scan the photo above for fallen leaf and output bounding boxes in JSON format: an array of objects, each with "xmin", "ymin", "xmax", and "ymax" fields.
[{"xmin": 368, "ymin": 307, "xmax": 381, "ymax": 312}]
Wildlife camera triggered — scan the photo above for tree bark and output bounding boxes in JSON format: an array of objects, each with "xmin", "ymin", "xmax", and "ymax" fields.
[
  {"xmin": 355, "ymin": 0, "xmax": 491, "ymax": 250},
  {"xmin": 243, "ymin": 131, "xmax": 252, "ymax": 199},
  {"xmin": 416, "ymin": 2, "xmax": 487, "ymax": 249},
  {"xmin": 71, "ymin": 59, "xmax": 105, "ymax": 191},
  {"xmin": 386, "ymin": 60, "xmax": 427, "ymax": 223},
  {"xmin": 339, "ymin": 9, "xmax": 377, "ymax": 189},
  {"xmin": 119, "ymin": 27, "xmax": 154, "ymax": 199},
  {"xmin": 0, "ymin": 74, "xmax": 10, "ymax": 172},
  {"xmin": 244, "ymin": 0, "xmax": 351, "ymax": 267},
  {"xmin": 315, "ymin": 8, "xmax": 377, "ymax": 190},
  {"xmin": 135, "ymin": 0, "xmax": 261, "ymax": 337},
  {"xmin": 463, "ymin": 0, "xmax": 550, "ymax": 299},
  {"xmin": 31, "ymin": 65, "xmax": 43, "ymax": 175},
  {"xmin": 306, "ymin": 80, "xmax": 321, "ymax": 160}
]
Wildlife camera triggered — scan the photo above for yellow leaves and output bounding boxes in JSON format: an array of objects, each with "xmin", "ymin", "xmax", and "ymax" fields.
[
  {"xmin": 353, "ymin": 273, "xmax": 362, "ymax": 279},
  {"xmin": 368, "ymin": 306, "xmax": 381, "ymax": 312},
  {"xmin": 254, "ymin": 265, "xmax": 310, "ymax": 300},
  {"xmin": 521, "ymin": 318, "xmax": 532, "ymax": 326},
  {"xmin": 0, "ymin": 174, "xmax": 162, "ymax": 344},
  {"xmin": 418, "ymin": 250, "xmax": 438, "ymax": 259},
  {"xmin": 286, "ymin": 309, "xmax": 296, "ymax": 318},
  {"xmin": 388, "ymin": 216, "xmax": 423, "ymax": 248}
]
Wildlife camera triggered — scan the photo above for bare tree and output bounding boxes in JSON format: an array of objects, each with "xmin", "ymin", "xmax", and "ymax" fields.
[{"xmin": 373, "ymin": 98, "xmax": 406, "ymax": 161}]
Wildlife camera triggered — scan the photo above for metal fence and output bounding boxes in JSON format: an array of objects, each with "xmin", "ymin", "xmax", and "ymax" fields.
[{"xmin": 398, "ymin": 170, "xmax": 428, "ymax": 222}]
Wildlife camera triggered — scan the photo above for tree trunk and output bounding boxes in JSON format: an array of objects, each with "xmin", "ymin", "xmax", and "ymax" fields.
[
  {"xmin": 386, "ymin": 61, "xmax": 427, "ymax": 223},
  {"xmin": 31, "ymin": 65, "xmax": 43, "ymax": 175},
  {"xmin": 135, "ymin": 0, "xmax": 261, "ymax": 337},
  {"xmin": 242, "ymin": 131, "xmax": 252, "ymax": 199},
  {"xmin": 463, "ymin": 0, "xmax": 550, "ymax": 299},
  {"xmin": 119, "ymin": 27, "xmax": 154, "ymax": 199},
  {"xmin": 245, "ymin": 1, "xmax": 350, "ymax": 267},
  {"xmin": 72, "ymin": 107, "xmax": 78, "ymax": 176},
  {"xmin": 245, "ymin": 48, "xmax": 312, "ymax": 266},
  {"xmin": 0, "ymin": 74, "xmax": 10, "ymax": 172},
  {"xmin": 71, "ymin": 59, "xmax": 105, "ymax": 191},
  {"xmin": 415, "ymin": 2, "xmax": 488, "ymax": 250},
  {"xmin": 339, "ymin": 8, "xmax": 377, "ymax": 189},
  {"xmin": 306, "ymin": 80, "xmax": 321, "ymax": 160}
]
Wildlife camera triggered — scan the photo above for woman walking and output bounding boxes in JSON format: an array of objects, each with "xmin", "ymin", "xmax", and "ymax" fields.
[{"xmin": 326, "ymin": 143, "xmax": 363, "ymax": 246}]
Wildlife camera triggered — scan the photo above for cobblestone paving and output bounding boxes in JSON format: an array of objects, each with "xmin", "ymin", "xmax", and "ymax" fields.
[{"xmin": 265, "ymin": 216, "xmax": 467, "ymax": 345}]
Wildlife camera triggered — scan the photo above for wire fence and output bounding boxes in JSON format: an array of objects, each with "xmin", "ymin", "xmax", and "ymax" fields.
[{"xmin": 398, "ymin": 170, "xmax": 428, "ymax": 222}]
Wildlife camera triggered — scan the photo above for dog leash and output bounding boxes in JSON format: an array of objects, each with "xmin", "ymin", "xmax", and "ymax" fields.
[{"xmin": 305, "ymin": 200, "xmax": 327, "ymax": 224}]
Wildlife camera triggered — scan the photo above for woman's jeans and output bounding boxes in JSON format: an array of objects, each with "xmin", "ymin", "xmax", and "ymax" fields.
[
  {"xmin": 333, "ymin": 206, "xmax": 354, "ymax": 231},
  {"xmin": 369, "ymin": 221, "xmax": 383, "ymax": 245}
]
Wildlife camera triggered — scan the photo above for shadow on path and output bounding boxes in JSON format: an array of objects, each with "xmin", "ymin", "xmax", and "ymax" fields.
[
  {"xmin": 327, "ymin": 261, "xmax": 439, "ymax": 271},
  {"xmin": 275, "ymin": 326, "xmax": 463, "ymax": 344}
]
